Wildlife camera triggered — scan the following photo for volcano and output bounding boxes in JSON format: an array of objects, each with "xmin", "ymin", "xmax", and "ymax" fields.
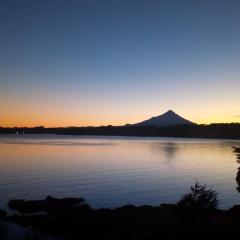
[{"xmin": 132, "ymin": 110, "xmax": 195, "ymax": 127}]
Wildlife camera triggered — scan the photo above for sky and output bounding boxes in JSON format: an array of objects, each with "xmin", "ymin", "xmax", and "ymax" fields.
[{"xmin": 0, "ymin": 0, "xmax": 240, "ymax": 127}]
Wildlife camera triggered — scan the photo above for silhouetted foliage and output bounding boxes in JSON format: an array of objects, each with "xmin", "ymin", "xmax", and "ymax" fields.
[
  {"xmin": 0, "ymin": 209, "xmax": 8, "ymax": 239},
  {"xmin": 0, "ymin": 223, "xmax": 8, "ymax": 240},
  {"xmin": 1, "ymin": 123, "xmax": 240, "ymax": 139},
  {"xmin": 6, "ymin": 191, "xmax": 240, "ymax": 240},
  {"xmin": 177, "ymin": 183, "xmax": 218, "ymax": 209},
  {"xmin": 25, "ymin": 230, "xmax": 46, "ymax": 240},
  {"xmin": 8, "ymin": 195, "xmax": 86, "ymax": 214},
  {"xmin": 233, "ymin": 147, "xmax": 240, "ymax": 192}
]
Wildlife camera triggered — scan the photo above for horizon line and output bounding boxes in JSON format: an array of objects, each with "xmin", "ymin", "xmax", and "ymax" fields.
[{"xmin": 1, "ymin": 121, "xmax": 240, "ymax": 129}]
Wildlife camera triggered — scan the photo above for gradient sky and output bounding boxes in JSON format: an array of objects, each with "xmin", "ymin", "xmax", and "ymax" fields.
[{"xmin": 0, "ymin": 0, "xmax": 240, "ymax": 127}]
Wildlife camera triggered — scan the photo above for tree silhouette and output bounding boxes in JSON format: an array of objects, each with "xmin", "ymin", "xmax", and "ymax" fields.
[
  {"xmin": 177, "ymin": 183, "xmax": 218, "ymax": 209},
  {"xmin": 233, "ymin": 147, "xmax": 240, "ymax": 192}
]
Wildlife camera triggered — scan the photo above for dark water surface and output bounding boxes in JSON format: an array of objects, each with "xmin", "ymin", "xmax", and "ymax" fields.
[{"xmin": 0, "ymin": 134, "xmax": 239, "ymax": 209}]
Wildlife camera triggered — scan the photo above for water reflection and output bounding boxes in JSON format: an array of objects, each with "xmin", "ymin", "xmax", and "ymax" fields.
[
  {"xmin": 155, "ymin": 142, "xmax": 178, "ymax": 159},
  {"xmin": 0, "ymin": 135, "xmax": 239, "ymax": 209},
  {"xmin": 149, "ymin": 142, "xmax": 179, "ymax": 168}
]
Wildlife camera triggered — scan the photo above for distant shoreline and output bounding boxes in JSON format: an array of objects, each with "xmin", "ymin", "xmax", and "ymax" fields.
[{"xmin": 0, "ymin": 123, "xmax": 240, "ymax": 140}]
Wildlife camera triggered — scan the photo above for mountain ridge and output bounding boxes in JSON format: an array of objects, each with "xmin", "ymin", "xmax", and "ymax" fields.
[{"xmin": 131, "ymin": 110, "xmax": 195, "ymax": 127}]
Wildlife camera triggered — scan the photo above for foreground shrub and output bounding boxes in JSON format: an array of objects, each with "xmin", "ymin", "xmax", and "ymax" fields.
[
  {"xmin": 177, "ymin": 183, "xmax": 218, "ymax": 209},
  {"xmin": 0, "ymin": 223, "xmax": 8, "ymax": 240}
]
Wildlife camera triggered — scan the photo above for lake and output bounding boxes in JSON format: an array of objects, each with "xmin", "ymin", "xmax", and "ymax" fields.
[{"xmin": 0, "ymin": 134, "xmax": 240, "ymax": 209}]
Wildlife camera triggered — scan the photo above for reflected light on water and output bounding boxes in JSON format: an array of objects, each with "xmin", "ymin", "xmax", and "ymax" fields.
[{"xmin": 0, "ymin": 134, "xmax": 239, "ymax": 209}]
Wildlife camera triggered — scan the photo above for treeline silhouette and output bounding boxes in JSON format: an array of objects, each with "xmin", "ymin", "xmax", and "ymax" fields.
[{"xmin": 1, "ymin": 123, "xmax": 240, "ymax": 139}]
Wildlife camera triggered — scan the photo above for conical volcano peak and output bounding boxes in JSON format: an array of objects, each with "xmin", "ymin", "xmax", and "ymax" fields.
[
  {"xmin": 133, "ymin": 110, "xmax": 195, "ymax": 127},
  {"xmin": 163, "ymin": 110, "xmax": 176, "ymax": 115}
]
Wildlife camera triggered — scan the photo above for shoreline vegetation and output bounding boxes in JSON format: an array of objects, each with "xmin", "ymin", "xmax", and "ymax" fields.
[
  {"xmin": 0, "ymin": 123, "xmax": 240, "ymax": 139},
  {"xmin": 1, "ymin": 183, "xmax": 240, "ymax": 240}
]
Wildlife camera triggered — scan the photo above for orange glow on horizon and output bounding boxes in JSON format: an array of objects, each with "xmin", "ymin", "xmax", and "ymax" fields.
[
  {"xmin": 1, "ymin": 96, "xmax": 239, "ymax": 127},
  {"xmin": 1, "ymin": 114, "xmax": 239, "ymax": 128}
]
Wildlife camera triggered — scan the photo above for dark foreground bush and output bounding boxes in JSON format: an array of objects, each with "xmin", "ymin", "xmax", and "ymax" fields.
[
  {"xmin": 0, "ymin": 222, "xmax": 8, "ymax": 240},
  {"xmin": 177, "ymin": 183, "xmax": 218, "ymax": 209},
  {"xmin": 6, "ymin": 184, "xmax": 240, "ymax": 240}
]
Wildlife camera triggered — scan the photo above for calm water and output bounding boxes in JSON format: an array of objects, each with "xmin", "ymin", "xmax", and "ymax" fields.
[{"xmin": 0, "ymin": 134, "xmax": 240, "ymax": 209}]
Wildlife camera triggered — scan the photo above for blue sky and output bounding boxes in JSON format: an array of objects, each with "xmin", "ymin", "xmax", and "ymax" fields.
[{"xmin": 0, "ymin": 0, "xmax": 240, "ymax": 126}]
